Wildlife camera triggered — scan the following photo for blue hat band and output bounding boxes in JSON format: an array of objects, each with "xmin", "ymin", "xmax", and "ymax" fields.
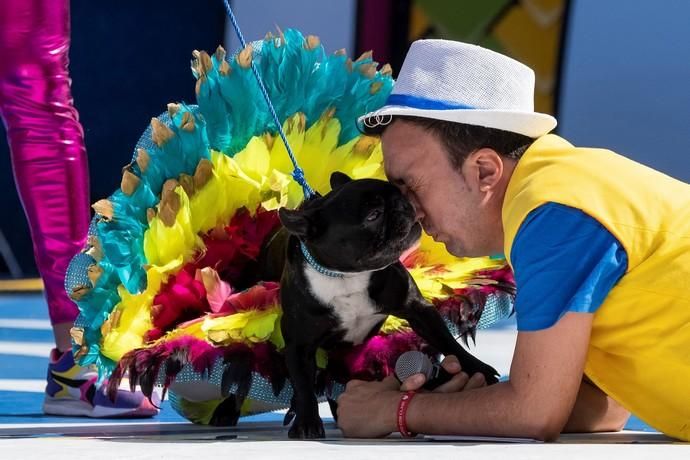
[{"xmin": 385, "ymin": 94, "xmax": 475, "ymax": 111}]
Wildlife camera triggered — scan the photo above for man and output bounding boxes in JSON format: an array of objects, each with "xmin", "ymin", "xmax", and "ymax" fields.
[{"xmin": 336, "ymin": 39, "xmax": 690, "ymax": 441}]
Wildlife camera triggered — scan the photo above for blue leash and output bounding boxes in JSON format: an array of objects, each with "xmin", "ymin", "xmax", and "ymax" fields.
[
  {"xmin": 222, "ymin": 2, "xmax": 349, "ymax": 277},
  {"xmin": 222, "ymin": 0, "xmax": 315, "ymax": 199}
]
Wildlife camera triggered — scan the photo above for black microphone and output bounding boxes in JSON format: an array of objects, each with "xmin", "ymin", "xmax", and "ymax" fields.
[{"xmin": 394, "ymin": 350, "xmax": 453, "ymax": 391}]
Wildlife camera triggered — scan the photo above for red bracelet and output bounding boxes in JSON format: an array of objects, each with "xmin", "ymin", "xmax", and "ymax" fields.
[{"xmin": 397, "ymin": 390, "xmax": 417, "ymax": 438}]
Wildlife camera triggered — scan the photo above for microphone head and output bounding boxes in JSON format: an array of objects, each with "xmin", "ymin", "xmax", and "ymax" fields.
[{"xmin": 395, "ymin": 350, "xmax": 434, "ymax": 382}]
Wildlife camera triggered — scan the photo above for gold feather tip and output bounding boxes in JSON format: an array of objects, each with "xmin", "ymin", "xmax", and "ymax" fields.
[
  {"xmin": 159, "ymin": 179, "xmax": 181, "ymax": 227},
  {"xmin": 199, "ymin": 51, "xmax": 213, "ymax": 75},
  {"xmin": 354, "ymin": 136, "xmax": 378, "ymax": 156},
  {"xmin": 237, "ymin": 44, "xmax": 253, "ymax": 68},
  {"xmin": 359, "ymin": 62, "xmax": 377, "ymax": 79},
  {"xmin": 219, "ymin": 59, "xmax": 231, "ymax": 76},
  {"xmin": 85, "ymin": 235, "xmax": 103, "ymax": 261},
  {"xmin": 193, "ymin": 158, "xmax": 214, "ymax": 190},
  {"xmin": 69, "ymin": 285, "xmax": 91, "ymax": 301},
  {"xmin": 136, "ymin": 148, "xmax": 150, "ymax": 173},
  {"xmin": 167, "ymin": 103, "xmax": 180, "ymax": 118},
  {"xmin": 180, "ymin": 111, "xmax": 195, "ymax": 132},
  {"xmin": 320, "ymin": 107, "xmax": 336, "ymax": 122},
  {"xmin": 370, "ymin": 81, "xmax": 383, "ymax": 95},
  {"xmin": 73, "ymin": 345, "xmax": 89, "ymax": 360},
  {"xmin": 356, "ymin": 50, "xmax": 373, "ymax": 62},
  {"xmin": 87, "ymin": 264, "xmax": 103, "ymax": 287},
  {"xmin": 120, "ymin": 169, "xmax": 140, "ymax": 196},
  {"xmin": 304, "ymin": 35, "xmax": 321, "ymax": 50},
  {"xmin": 215, "ymin": 45, "xmax": 226, "ymax": 62},
  {"xmin": 179, "ymin": 173, "xmax": 195, "ymax": 197},
  {"xmin": 70, "ymin": 327, "xmax": 84, "ymax": 346},
  {"xmin": 151, "ymin": 118, "xmax": 174, "ymax": 146},
  {"xmin": 263, "ymin": 133, "xmax": 275, "ymax": 150},
  {"xmin": 92, "ymin": 199, "xmax": 114, "ymax": 221}
]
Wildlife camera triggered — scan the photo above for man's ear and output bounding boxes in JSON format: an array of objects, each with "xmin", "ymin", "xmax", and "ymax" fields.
[
  {"xmin": 330, "ymin": 171, "xmax": 352, "ymax": 190},
  {"xmin": 278, "ymin": 208, "xmax": 313, "ymax": 238},
  {"xmin": 470, "ymin": 148, "xmax": 504, "ymax": 192}
]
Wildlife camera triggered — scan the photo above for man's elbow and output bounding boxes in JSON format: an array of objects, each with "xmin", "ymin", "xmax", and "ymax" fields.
[
  {"xmin": 523, "ymin": 416, "xmax": 569, "ymax": 442},
  {"xmin": 536, "ymin": 424, "xmax": 563, "ymax": 442},
  {"xmin": 532, "ymin": 411, "xmax": 627, "ymax": 441}
]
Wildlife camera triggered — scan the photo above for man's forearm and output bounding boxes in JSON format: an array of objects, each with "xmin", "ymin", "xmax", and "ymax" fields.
[{"xmin": 405, "ymin": 381, "xmax": 566, "ymax": 441}]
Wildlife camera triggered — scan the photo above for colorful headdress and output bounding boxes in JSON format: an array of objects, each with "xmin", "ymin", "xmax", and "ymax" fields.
[{"xmin": 65, "ymin": 29, "xmax": 515, "ymax": 425}]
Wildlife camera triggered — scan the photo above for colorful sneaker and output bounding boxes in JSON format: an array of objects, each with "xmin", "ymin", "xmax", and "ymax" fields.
[{"xmin": 43, "ymin": 348, "xmax": 159, "ymax": 418}]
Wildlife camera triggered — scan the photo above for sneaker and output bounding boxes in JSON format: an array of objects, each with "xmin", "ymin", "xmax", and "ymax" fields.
[{"xmin": 43, "ymin": 348, "xmax": 159, "ymax": 418}]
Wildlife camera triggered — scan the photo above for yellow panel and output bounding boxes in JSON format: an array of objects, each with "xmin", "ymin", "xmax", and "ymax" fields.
[
  {"xmin": 0, "ymin": 278, "xmax": 44, "ymax": 292},
  {"xmin": 409, "ymin": 4, "xmax": 431, "ymax": 41},
  {"xmin": 493, "ymin": 6, "xmax": 562, "ymax": 79},
  {"xmin": 534, "ymin": 91, "xmax": 553, "ymax": 115},
  {"xmin": 523, "ymin": 0, "xmax": 563, "ymax": 17}
]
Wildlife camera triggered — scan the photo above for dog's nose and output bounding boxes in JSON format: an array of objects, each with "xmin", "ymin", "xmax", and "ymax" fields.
[
  {"xmin": 407, "ymin": 197, "xmax": 424, "ymax": 221},
  {"xmin": 397, "ymin": 196, "xmax": 419, "ymax": 219},
  {"xmin": 413, "ymin": 205, "xmax": 425, "ymax": 221}
]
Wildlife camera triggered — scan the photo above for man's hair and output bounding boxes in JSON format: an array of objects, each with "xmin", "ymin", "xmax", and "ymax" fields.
[{"xmin": 361, "ymin": 116, "xmax": 534, "ymax": 169}]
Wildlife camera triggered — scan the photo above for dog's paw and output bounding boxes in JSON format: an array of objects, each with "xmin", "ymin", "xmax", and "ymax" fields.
[
  {"xmin": 458, "ymin": 356, "xmax": 501, "ymax": 385},
  {"xmin": 283, "ymin": 407, "xmax": 296, "ymax": 426},
  {"xmin": 288, "ymin": 415, "xmax": 326, "ymax": 439},
  {"xmin": 477, "ymin": 363, "xmax": 500, "ymax": 385}
]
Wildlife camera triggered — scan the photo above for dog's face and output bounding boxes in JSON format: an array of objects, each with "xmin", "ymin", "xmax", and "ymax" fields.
[{"xmin": 279, "ymin": 172, "xmax": 422, "ymax": 272}]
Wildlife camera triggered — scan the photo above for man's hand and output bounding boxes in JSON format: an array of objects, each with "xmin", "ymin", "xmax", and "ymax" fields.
[
  {"xmin": 337, "ymin": 357, "xmax": 488, "ymax": 438},
  {"xmin": 336, "ymin": 376, "xmax": 400, "ymax": 438},
  {"xmin": 339, "ymin": 313, "xmax": 594, "ymax": 440},
  {"xmin": 400, "ymin": 355, "xmax": 489, "ymax": 392}
]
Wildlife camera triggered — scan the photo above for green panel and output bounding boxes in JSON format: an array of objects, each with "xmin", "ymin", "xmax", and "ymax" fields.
[
  {"xmin": 478, "ymin": 34, "xmax": 505, "ymax": 53},
  {"xmin": 414, "ymin": 0, "xmax": 512, "ymax": 42}
]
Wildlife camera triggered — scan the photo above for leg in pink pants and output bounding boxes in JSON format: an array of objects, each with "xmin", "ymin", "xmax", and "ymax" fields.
[
  {"xmin": 0, "ymin": 0, "xmax": 90, "ymax": 330},
  {"xmin": 0, "ymin": 2, "xmax": 158, "ymax": 418}
]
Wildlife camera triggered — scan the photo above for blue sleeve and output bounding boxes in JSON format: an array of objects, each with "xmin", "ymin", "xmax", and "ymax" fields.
[{"xmin": 511, "ymin": 202, "xmax": 628, "ymax": 331}]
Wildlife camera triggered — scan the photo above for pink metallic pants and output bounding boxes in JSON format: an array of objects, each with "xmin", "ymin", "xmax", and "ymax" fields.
[{"xmin": 0, "ymin": 0, "xmax": 90, "ymax": 325}]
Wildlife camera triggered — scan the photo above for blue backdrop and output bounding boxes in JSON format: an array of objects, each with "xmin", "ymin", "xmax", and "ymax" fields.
[{"xmin": 0, "ymin": 1, "xmax": 226, "ymax": 276}]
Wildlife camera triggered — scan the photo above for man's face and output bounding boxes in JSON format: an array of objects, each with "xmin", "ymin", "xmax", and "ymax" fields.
[{"xmin": 381, "ymin": 120, "xmax": 498, "ymax": 257}]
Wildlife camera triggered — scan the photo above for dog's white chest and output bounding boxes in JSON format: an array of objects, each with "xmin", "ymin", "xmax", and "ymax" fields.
[{"xmin": 305, "ymin": 267, "xmax": 386, "ymax": 345}]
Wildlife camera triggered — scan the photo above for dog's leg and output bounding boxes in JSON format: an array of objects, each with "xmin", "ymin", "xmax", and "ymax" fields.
[
  {"xmin": 327, "ymin": 398, "xmax": 339, "ymax": 423},
  {"xmin": 284, "ymin": 343, "xmax": 325, "ymax": 439},
  {"xmin": 401, "ymin": 300, "xmax": 500, "ymax": 384}
]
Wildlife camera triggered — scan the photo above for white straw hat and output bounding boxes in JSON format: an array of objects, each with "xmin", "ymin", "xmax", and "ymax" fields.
[{"xmin": 360, "ymin": 39, "xmax": 556, "ymax": 138}]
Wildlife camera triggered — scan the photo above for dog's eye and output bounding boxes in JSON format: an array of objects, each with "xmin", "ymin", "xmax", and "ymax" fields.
[{"xmin": 366, "ymin": 209, "xmax": 382, "ymax": 222}]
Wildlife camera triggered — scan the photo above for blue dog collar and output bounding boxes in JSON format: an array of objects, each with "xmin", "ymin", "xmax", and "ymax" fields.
[{"xmin": 300, "ymin": 242, "xmax": 344, "ymax": 278}]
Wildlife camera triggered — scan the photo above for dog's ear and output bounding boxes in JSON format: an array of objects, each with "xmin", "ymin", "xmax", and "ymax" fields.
[
  {"xmin": 278, "ymin": 208, "xmax": 313, "ymax": 237},
  {"xmin": 330, "ymin": 171, "xmax": 352, "ymax": 190}
]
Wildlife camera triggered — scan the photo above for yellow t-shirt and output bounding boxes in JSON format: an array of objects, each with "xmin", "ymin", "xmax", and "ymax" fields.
[{"xmin": 502, "ymin": 134, "xmax": 690, "ymax": 441}]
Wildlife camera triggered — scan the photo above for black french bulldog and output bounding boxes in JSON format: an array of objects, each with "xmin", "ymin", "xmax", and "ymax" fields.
[{"xmin": 271, "ymin": 172, "xmax": 499, "ymax": 439}]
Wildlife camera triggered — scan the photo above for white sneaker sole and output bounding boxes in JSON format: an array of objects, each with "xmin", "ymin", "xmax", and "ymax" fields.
[{"xmin": 42, "ymin": 396, "xmax": 157, "ymax": 418}]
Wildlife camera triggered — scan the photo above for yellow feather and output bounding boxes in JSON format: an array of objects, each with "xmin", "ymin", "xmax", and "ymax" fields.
[{"xmin": 100, "ymin": 259, "xmax": 183, "ymax": 361}]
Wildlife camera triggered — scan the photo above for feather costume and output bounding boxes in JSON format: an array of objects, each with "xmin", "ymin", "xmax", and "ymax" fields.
[{"xmin": 64, "ymin": 29, "xmax": 515, "ymax": 425}]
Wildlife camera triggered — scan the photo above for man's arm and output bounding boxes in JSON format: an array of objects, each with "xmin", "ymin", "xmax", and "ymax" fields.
[
  {"xmin": 337, "ymin": 312, "xmax": 594, "ymax": 440},
  {"xmin": 404, "ymin": 312, "xmax": 592, "ymax": 440}
]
